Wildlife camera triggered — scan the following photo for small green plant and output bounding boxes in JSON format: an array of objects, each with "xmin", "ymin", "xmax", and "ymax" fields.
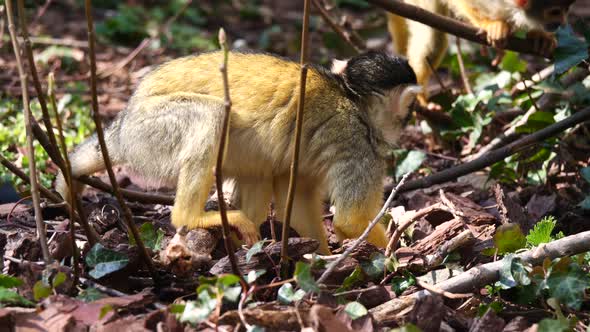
[{"xmin": 526, "ymin": 216, "xmax": 564, "ymax": 247}]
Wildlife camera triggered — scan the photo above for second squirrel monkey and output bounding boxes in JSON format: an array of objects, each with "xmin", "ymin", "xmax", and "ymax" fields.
[
  {"xmin": 387, "ymin": 0, "xmax": 576, "ymax": 104},
  {"xmin": 56, "ymin": 51, "xmax": 420, "ymax": 254}
]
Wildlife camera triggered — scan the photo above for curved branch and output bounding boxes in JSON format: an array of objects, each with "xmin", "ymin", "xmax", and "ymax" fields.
[{"xmin": 366, "ymin": 0, "xmax": 550, "ymax": 58}]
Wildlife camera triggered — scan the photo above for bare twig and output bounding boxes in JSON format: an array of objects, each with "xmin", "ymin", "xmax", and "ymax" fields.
[
  {"xmin": 6, "ymin": 0, "xmax": 51, "ymax": 264},
  {"xmin": 317, "ymin": 173, "xmax": 410, "ymax": 285},
  {"xmin": 84, "ymin": 0, "xmax": 157, "ymax": 281},
  {"xmin": 281, "ymin": 0, "xmax": 312, "ymax": 278},
  {"xmin": 371, "ymin": 230, "xmax": 590, "ymax": 322},
  {"xmin": 16, "ymin": 0, "xmax": 63, "ymax": 168},
  {"xmin": 466, "ymin": 68, "xmax": 588, "ymax": 162},
  {"xmin": 311, "ymin": 0, "xmax": 365, "ymax": 53},
  {"xmin": 455, "ymin": 38, "xmax": 473, "ymax": 95},
  {"xmin": 415, "ymin": 280, "xmax": 472, "ymax": 299},
  {"xmin": 425, "ymin": 229, "xmax": 473, "ymax": 268},
  {"xmin": 398, "ymin": 106, "xmax": 590, "ymax": 193},
  {"xmin": 0, "ymin": 154, "xmax": 61, "ymax": 203},
  {"xmin": 48, "ymin": 72, "xmax": 79, "ymax": 280},
  {"xmin": 385, "ymin": 202, "xmax": 452, "ymax": 256},
  {"xmin": 216, "ymin": 28, "xmax": 244, "ymax": 283},
  {"xmin": 366, "ymin": 0, "xmax": 550, "ymax": 58},
  {"xmin": 512, "ymin": 65, "xmax": 555, "ymax": 94}
]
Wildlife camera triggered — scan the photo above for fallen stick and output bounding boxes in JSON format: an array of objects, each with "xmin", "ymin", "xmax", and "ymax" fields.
[
  {"xmin": 399, "ymin": 106, "xmax": 590, "ymax": 193},
  {"xmin": 370, "ymin": 230, "xmax": 590, "ymax": 322}
]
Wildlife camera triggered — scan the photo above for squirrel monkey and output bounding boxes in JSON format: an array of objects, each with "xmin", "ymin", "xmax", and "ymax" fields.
[
  {"xmin": 56, "ymin": 51, "xmax": 420, "ymax": 254},
  {"xmin": 387, "ymin": 0, "xmax": 576, "ymax": 104}
]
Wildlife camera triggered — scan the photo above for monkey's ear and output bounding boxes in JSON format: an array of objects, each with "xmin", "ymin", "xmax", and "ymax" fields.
[
  {"xmin": 331, "ymin": 59, "xmax": 348, "ymax": 74},
  {"xmin": 398, "ymin": 85, "xmax": 422, "ymax": 110}
]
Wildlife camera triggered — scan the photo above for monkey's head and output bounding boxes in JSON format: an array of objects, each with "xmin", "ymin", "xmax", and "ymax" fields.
[
  {"xmin": 331, "ymin": 51, "xmax": 421, "ymax": 144},
  {"xmin": 517, "ymin": 0, "xmax": 576, "ymax": 32}
]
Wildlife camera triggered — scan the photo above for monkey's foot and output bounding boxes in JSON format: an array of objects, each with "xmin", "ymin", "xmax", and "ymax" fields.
[
  {"xmin": 479, "ymin": 20, "xmax": 510, "ymax": 48},
  {"xmin": 171, "ymin": 210, "xmax": 260, "ymax": 246},
  {"xmin": 527, "ymin": 30, "xmax": 556, "ymax": 57}
]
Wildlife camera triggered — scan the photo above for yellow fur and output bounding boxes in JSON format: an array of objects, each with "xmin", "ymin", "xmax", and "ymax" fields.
[
  {"xmin": 56, "ymin": 51, "xmax": 419, "ymax": 254},
  {"xmin": 386, "ymin": 0, "xmax": 574, "ymax": 104}
]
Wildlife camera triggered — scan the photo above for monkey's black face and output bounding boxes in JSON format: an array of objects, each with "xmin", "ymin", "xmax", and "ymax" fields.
[
  {"xmin": 527, "ymin": 0, "xmax": 574, "ymax": 31},
  {"xmin": 343, "ymin": 51, "xmax": 417, "ymax": 99}
]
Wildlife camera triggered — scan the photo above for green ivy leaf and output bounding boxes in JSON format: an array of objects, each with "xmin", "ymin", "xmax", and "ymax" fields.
[
  {"xmin": 394, "ymin": 150, "xmax": 426, "ymax": 181},
  {"xmin": 99, "ymin": 304, "xmax": 114, "ymax": 319},
  {"xmin": 361, "ymin": 252, "xmax": 386, "ymax": 279},
  {"xmin": 277, "ymin": 283, "xmax": 305, "ymax": 304},
  {"xmin": 52, "ymin": 272, "xmax": 67, "ymax": 288},
  {"xmin": 515, "ymin": 111, "xmax": 556, "ymax": 134},
  {"xmin": 477, "ymin": 301, "xmax": 503, "ymax": 316},
  {"xmin": 0, "ymin": 288, "xmax": 35, "ymax": 307},
  {"xmin": 344, "ymin": 301, "xmax": 368, "ymax": 320},
  {"xmin": 76, "ymin": 288, "xmax": 105, "ymax": 302},
  {"xmin": 499, "ymin": 51, "xmax": 527, "ymax": 73},
  {"xmin": 130, "ymin": 223, "xmax": 165, "ymax": 251},
  {"xmin": 33, "ymin": 281, "xmax": 52, "ymax": 301},
  {"xmin": 246, "ymin": 240, "xmax": 265, "ymax": 263},
  {"xmin": 181, "ymin": 290, "xmax": 218, "ymax": 324},
  {"xmin": 547, "ymin": 265, "xmax": 589, "ymax": 310},
  {"xmin": 245, "ymin": 270, "xmax": 266, "ymax": 284},
  {"xmin": 0, "ymin": 274, "xmax": 23, "ymax": 288},
  {"xmin": 580, "ymin": 167, "xmax": 590, "ymax": 184},
  {"xmin": 537, "ymin": 318, "xmax": 571, "ymax": 332},
  {"xmin": 391, "ymin": 272, "xmax": 416, "ymax": 296},
  {"xmin": 294, "ymin": 262, "xmax": 320, "ymax": 293},
  {"xmin": 498, "ymin": 254, "xmax": 531, "ymax": 289},
  {"xmin": 86, "ymin": 243, "xmax": 129, "ymax": 279},
  {"xmin": 390, "ymin": 323, "xmax": 422, "ymax": 332},
  {"xmin": 337, "ymin": 266, "xmax": 365, "ymax": 293},
  {"xmin": 554, "ymin": 25, "xmax": 589, "ymax": 75},
  {"xmin": 493, "ymin": 224, "xmax": 526, "ymax": 254}
]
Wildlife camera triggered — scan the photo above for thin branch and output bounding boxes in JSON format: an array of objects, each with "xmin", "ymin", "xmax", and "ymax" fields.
[
  {"xmin": 311, "ymin": 0, "xmax": 365, "ymax": 53},
  {"xmin": 48, "ymin": 72, "xmax": 79, "ymax": 281},
  {"xmin": 398, "ymin": 106, "xmax": 590, "ymax": 193},
  {"xmin": 6, "ymin": 0, "xmax": 51, "ymax": 263},
  {"xmin": 16, "ymin": 0, "xmax": 63, "ymax": 168},
  {"xmin": 216, "ymin": 28, "xmax": 244, "ymax": 283},
  {"xmin": 371, "ymin": 230, "xmax": 590, "ymax": 322},
  {"xmin": 466, "ymin": 68, "xmax": 588, "ymax": 161},
  {"xmin": 0, "ymin": 154, "xmax": 61, "ymax": 203},
  {"xmin": 281, "ymin": 0, "xmax": 311, "ymax": 278},
  {"xmin": 317, "ymin": 173, "xmax": 410, "ymax": 285},
  {"xmin": 366, "ymin": 0, "xmax": 550, "ymax": 58},
  {"xmin": 84, "ymin": 0, "xmax": 158, "ymax": 282},
  {"xmin": 415, "ymin": 280, "xmax": 472, "ymax": 299},
  {"xmin": 385, "ymin": 202, "xmax": 451, "ymax": 256},
  {"xmin": 455, "ymin": 38, "xmax": 473, "ymax": 95}
]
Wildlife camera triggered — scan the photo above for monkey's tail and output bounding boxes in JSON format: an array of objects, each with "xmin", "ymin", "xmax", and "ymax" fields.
[{"xmin": 55, "ymin": 118, "xmax": 122, "ymax": 203}]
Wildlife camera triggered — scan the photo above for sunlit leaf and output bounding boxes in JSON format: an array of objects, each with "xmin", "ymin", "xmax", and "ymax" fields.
[
  {"xmin": 294, "ymin": 262, "xmax": 319, "ymax": 293},
  {"xmin": 344, "ymin": 301, "xmax": 368, "ymax": 320}
]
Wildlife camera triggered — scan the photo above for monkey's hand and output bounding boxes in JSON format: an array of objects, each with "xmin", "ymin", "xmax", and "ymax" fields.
[
  {"xmin": 478, "ymin": 20, "xmax": 511, "ymax": 49},
  {"xmin": 527, "ymin": 30, "xmax": 556, "ymax": 58}
]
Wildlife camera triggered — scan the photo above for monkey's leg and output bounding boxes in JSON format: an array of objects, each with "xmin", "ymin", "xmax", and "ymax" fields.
[
  {"xmin": 406, "ymin": 19, "xmax": 448, "ymax": 105},
  {"xmin": 332, "ymin": 188, "xmax": 388, "ymax": 248},
  {"xmin": 172, "ymin": 160, "xmax": 260, "ymax": 246},
  {"xmin": 273, "ymin": 175, "xmax": 330, "ymax": 254},
  {"xmin": 233, "ymin": 176, "xmax": 273, "ymax": 230},
  {"xmin": 386, "ymin": 13, "xmax": 409, "ymax": 56},
  {"xmin": 129, "ymin": 92, "xmax": 260, "ymax": 245}
]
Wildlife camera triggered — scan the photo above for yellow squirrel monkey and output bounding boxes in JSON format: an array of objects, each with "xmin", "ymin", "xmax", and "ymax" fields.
[
  {"xmin": 387, "ymin": 0, "xmax": 576, "ymax": 105},
  {"xmin": 56, "ymin": 51, "xmax": 420, "ymax": 254}
]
